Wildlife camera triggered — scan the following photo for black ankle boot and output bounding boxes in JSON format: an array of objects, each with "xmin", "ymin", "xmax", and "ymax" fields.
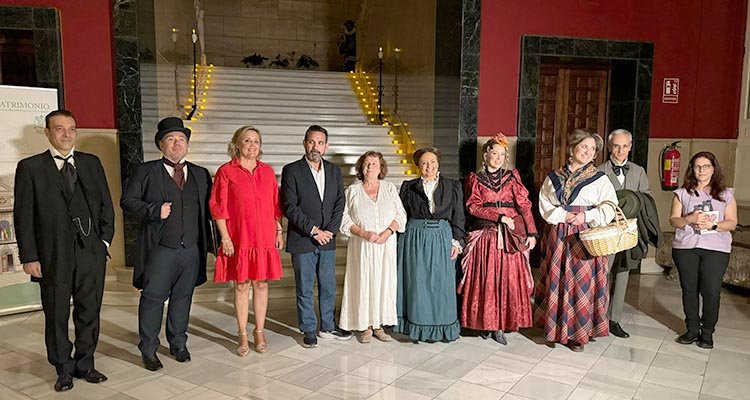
[
  {"xmin": 675, "ymin": 331, "xmax": 700, "ymax": 345},
  {"xmin": 698, "ymin": 332, "xmax": 714, "ymax": 349}
]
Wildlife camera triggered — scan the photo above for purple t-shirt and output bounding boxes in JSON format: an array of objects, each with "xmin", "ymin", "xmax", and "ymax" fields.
[{"xmin": 672, "ymin": 187, "xmax": 734, "ymax": 253}]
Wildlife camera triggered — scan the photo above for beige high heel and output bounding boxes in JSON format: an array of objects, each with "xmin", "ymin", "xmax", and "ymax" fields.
[
  {"xmin": 254, "ymin": 329, "xmax": 268, "ymax": 353},
  {"xmin": 237, "ymin": 331, "xmax": 249, "ymax": 357}
]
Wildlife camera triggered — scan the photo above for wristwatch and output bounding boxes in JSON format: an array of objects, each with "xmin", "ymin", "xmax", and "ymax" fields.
[{"xmin": 711, "ymin": 224, "xmax": 718, "ymax": 231}]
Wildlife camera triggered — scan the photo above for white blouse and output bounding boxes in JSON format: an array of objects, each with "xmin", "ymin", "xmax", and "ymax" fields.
[{"xmin": 539, "ymin": 173, "xmax": 618, "ymax": 227}]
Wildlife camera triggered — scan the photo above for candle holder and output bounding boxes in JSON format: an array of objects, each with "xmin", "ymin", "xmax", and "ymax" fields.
[
  {"xmin": 377, "ymin": 46, "xmax": 384, "ymax": 124},
  {"xmin": 186, "ymin": 28, "xmax": 198, "ymax": 120},
  {"xmin": 393, "ymin": 47, "xmax": 400, "ymax": 115}
]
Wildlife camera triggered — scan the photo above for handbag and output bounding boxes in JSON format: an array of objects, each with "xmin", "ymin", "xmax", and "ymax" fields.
[{"xmin": 502, "ymin": 214, "xmax": 528, "ymax": 253}]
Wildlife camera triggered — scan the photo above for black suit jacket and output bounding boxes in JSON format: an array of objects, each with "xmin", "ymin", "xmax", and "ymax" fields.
[
  {"xmin": 13, "ymin": 151, "xmax": 115, "ymax": 286},
  {"xmin": 280, "ymin": 157, "xmax": 344, "ymax": 254},
  {"xmin": 120, "ymin": 160, "xmax": 213, "ymax": 289}
]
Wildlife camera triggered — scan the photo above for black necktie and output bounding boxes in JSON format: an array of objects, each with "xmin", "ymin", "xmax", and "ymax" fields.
[
  {"xmin": 612, "ymin": 162, "xmax": 629, "ymax": 176},
  {"xmin": 162, "ymin": 158, "xmax": 185, "ymax": 190},
  {"xmin": 54, "ymin": 155, "xmax": 77, "ymax": 196}
]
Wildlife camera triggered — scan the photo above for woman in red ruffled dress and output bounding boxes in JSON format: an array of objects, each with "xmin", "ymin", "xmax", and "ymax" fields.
[
  {"xmin": 458, "ymin": 133, "xmax": 538, "ymax": 344},
  {"xmin": 210, "ymin": 126, "xmax": 283, "ymax": 356}
]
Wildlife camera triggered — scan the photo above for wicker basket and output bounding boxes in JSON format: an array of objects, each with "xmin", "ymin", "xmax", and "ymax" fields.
[{"xmin": 579, "ymin": 200, "xmax": 638, "ymax": 257}]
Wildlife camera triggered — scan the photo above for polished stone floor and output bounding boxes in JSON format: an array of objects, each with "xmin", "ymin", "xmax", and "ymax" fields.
[{"xmin": 1, "ymin": 273, "xmax": 749, "ymax": 400}]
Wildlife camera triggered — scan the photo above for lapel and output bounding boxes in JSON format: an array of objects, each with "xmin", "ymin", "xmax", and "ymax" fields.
[
  {"xmin": 42, "ymin": 151, "xmax": 67, "ymax": 199},
  {"xmin": 622, "ymin": 161, "xmax": 636, "ymax": 190},
  {"xmin": 433, "ymin": 176, "xmax": 446, "ymax": 216},
  {"xmin": 152, "ymin": 160, "xmax": 168, "ymax": 200},
  {"xmin": 322, "ymin": 160, "xmax": 334, "ymax": 205}
]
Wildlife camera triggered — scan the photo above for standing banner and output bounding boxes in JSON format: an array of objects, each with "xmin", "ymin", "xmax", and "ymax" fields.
[{"xmin": 0, "ymin": 85, "xmax": 57, "ymax": 315}]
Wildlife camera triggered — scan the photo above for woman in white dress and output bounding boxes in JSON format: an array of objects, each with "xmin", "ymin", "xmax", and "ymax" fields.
[{"xmin": 339, "ymin": 151, "xmax": 407, "ymax": 343}]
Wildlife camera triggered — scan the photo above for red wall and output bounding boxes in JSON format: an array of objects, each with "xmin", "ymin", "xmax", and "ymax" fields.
[
  {"xmin": 1, "ymin": 0, "xmax": 115, "ymax": 128},
  {"xmin": 478, "ymin": 0, "xmax": 746, "ymax": 139}
]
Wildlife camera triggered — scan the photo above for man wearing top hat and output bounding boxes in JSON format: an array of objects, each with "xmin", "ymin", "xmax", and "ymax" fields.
[
  {"xmin": 597, "ymin": 129, "xmax": 650, "ymax": 339},
  {"xmin": 14, "ymin": 109, "xmax": 114, "ymax": 392},
  {"xmin": 121, "ymin": 117, "xmax": 213, "ymax": 371}
]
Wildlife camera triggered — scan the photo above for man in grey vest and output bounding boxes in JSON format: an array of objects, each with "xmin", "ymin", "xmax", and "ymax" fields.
[
  {"xmin": 121, "ymin": 117, "xmax": 213, "ymax": 371},
  {"xmin": 597, "ymin": 129, "xmax": 650, "ymax": 338}
]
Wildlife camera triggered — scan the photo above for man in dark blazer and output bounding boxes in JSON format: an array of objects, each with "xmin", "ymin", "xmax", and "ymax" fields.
[
  {"xmin": 281, "ymin": 125, "xmax": 349, "ymax": 348},
  {"xmin": 14, "ymin": 109, "xmax": 115, "ymax": 392},
  {"xmin": 597, "ymin": 128, "xmax": 651, "ymax": 339},
  {"xmin": 121, "ymin": 117, "xmax": 213, "ymax": 371}
]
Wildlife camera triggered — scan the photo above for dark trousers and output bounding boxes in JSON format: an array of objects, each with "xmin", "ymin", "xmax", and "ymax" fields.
[
  {"xmin": 291, "ymin": 250, "xmax": 336, "ymax": 333},
  {"xmin": 138, "ymin": 244, "xmax": 199, "ymax": 357},
  {"xmin": 39, "ymin": 238, "xmax": 106, "ymax": 375},
  {"xmin": 672, "ymin": 248, "xmax": 730, "ymax": 334}
]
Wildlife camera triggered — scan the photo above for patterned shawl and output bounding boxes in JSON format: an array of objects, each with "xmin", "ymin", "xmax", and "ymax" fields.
[{"xmin": 550, "ymin": 162, "xmax": 602, "ymax": 205}]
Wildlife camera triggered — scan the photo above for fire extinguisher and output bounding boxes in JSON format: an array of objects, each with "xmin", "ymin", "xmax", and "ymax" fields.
[{"xmin": 660, "ymin": 141, "xmax": 681, "ymax": 190}]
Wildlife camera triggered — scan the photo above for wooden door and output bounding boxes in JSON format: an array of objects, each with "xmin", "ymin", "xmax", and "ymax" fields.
[{"xmin": 533, "ymin": 65, "xmax": 609, "ymax": 189}]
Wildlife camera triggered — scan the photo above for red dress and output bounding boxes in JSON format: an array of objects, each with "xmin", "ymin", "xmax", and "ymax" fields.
[
  {"xmin": 458, "ymin": 169, "xmax": 538, "ymax": 331},
  {"xmin": 209, "ymin": 159, "xmax": 282, "ymax": 282}
]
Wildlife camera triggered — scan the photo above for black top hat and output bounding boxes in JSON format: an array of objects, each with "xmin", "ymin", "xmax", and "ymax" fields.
[{"xmin": 154, "ymin": 117, "xmax": 191, "ymax": 149}]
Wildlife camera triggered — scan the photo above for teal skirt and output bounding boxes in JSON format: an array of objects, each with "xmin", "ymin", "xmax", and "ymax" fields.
[{"xmin": 394, "ymin": 219, "xmax": 460, "ymax": 342}]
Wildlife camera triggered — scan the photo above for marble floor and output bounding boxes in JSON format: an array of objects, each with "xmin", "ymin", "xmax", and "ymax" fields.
[{"xmin": 1, "ymin": 273, "xmax": 750, "ymax": 400}]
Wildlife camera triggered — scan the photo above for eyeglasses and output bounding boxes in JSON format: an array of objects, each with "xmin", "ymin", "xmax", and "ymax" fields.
[{"xmin": 693, "ymin": 164, "xmax": 713, "ymax": 172}]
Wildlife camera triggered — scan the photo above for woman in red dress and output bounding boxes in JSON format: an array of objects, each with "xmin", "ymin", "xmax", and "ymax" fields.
[
  {"xmin": 210, "ymin": 126, "xmax": 283, "ymax": 356},
  {"xmin": 458, "ymin": 133, "xmax": 538, "ymax": 344}
]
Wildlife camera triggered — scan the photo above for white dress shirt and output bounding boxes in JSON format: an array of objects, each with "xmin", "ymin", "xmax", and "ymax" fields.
[
  {"xmin": 306, "ymin": 158, "xmax": 325, "ymax": 201},
  {"xmin": 610, "ymin": 158, "xmax": 627, "ymax": 187},
  {"xmin": 50, "ymin": 147, "xmax": 75, "ymax": 170}
]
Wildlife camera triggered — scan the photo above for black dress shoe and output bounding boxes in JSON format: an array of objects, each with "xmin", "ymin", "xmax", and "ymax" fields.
[
  {"xmin": 73, "ymin": 369, "xmax": 108, "ymax": 383},
  {"xmin": 675, "ymin": 331, "xmax": 700, "ymax": 345},
  {"xmin": 170, "ymin": 347, "xmax": 191, "ymax": 362},
  {"xmin": 142, "ymin": 354, "xmax": 163, "ymax": 371},
  {"xmin": 54, "ymin": 374, "xmax": 74, "ymax": 392},
  {"xmin": 698, "ymin": 333, "xmax": 714, "ymax": 349},
  {"xmin": 609, "ymin": 321, "xmax": 630, "ymax": 338}
]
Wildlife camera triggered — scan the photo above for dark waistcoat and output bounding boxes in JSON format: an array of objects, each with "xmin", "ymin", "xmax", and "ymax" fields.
[{"xmin": 159, "ymin": 169, "xmax": 200, "ymax": 248}]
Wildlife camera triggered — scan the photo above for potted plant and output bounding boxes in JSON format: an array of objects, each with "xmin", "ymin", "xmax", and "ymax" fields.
[
  {"xmin": 296, "ymin": 54, "xmax": 320, "ymax": 69},
  {"xmin": 241, "ymin": 53, "xmax": 268, "ymax": 67}
]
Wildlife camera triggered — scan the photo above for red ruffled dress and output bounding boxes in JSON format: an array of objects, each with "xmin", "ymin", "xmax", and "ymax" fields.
[
  {"xmin": 458, "ymin": 168, "xmax": 538, "ymax": 331},
  {"xmin": 209, "ymin": 159, "xmax": 282, "ymax": 282}
]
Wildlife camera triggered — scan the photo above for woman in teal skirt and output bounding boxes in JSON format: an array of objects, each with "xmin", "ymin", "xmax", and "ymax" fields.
[{"xmin": 395, "ymin": 147, "xmax": 465, "ymax": 342}]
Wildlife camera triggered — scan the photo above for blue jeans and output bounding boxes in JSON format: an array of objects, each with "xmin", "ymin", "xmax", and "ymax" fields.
[{"xmin": 292, "ymin": 250, "xmax": 336, "ymax": 333}]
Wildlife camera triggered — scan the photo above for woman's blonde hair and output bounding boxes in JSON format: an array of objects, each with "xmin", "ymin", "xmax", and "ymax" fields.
[{"xmin": 227, "ymin": 125, "xmax": 262, "ymax": 159}]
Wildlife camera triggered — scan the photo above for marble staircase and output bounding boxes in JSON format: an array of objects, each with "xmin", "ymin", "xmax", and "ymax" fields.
[{"xmin": 107, "ymin": 64, "xmax": 412, "ymax": 306}]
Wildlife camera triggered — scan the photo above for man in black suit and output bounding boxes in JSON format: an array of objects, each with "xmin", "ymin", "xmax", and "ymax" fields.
[
  {"xmin": 14, "ymin": 109, "xmax": 115, "ymax": 392},
  {"xmin": 281, "ymin": 125, "xmax": 350, "ymax": 348},
  {"xmin": 121, "ymin": 117, "xmax": 213, "ymax": 371}
]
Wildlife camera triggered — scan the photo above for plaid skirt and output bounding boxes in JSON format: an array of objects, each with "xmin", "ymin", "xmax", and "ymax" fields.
[{"xmin": 533, "ymin": 212, "xmax": 610, "ymax": 345}]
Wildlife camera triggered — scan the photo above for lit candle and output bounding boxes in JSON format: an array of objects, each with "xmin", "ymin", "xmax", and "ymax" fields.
[
  {"xmin": 171, "ymin": 27, "xmax": 178, "ymax": 43},
  {"xmin": 378, "ymin": 46, "xmax": 383, "ymax": 60},
  {"xmin": 191, "ymin": 28, "xmax": 198, "ymax": 44},
  {"xmin": 394, "ymin": 47, "xmax": 400, "ymax": 60}
]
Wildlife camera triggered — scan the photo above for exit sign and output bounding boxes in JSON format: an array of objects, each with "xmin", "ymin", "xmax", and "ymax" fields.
[{"xmin": 663, "ymin": 78, "xmax": 679, "ymax": 104}]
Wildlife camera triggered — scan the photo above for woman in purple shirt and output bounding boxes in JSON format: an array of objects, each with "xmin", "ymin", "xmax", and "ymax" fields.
[{"xmin": 669, "ymin": 151, "xmax": 737, "ymax": 349}]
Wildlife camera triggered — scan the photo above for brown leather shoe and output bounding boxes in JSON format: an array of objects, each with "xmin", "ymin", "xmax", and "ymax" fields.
[{"xmin": 567, "ymin": 341, "xmax": 584, "ymax": 352}]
